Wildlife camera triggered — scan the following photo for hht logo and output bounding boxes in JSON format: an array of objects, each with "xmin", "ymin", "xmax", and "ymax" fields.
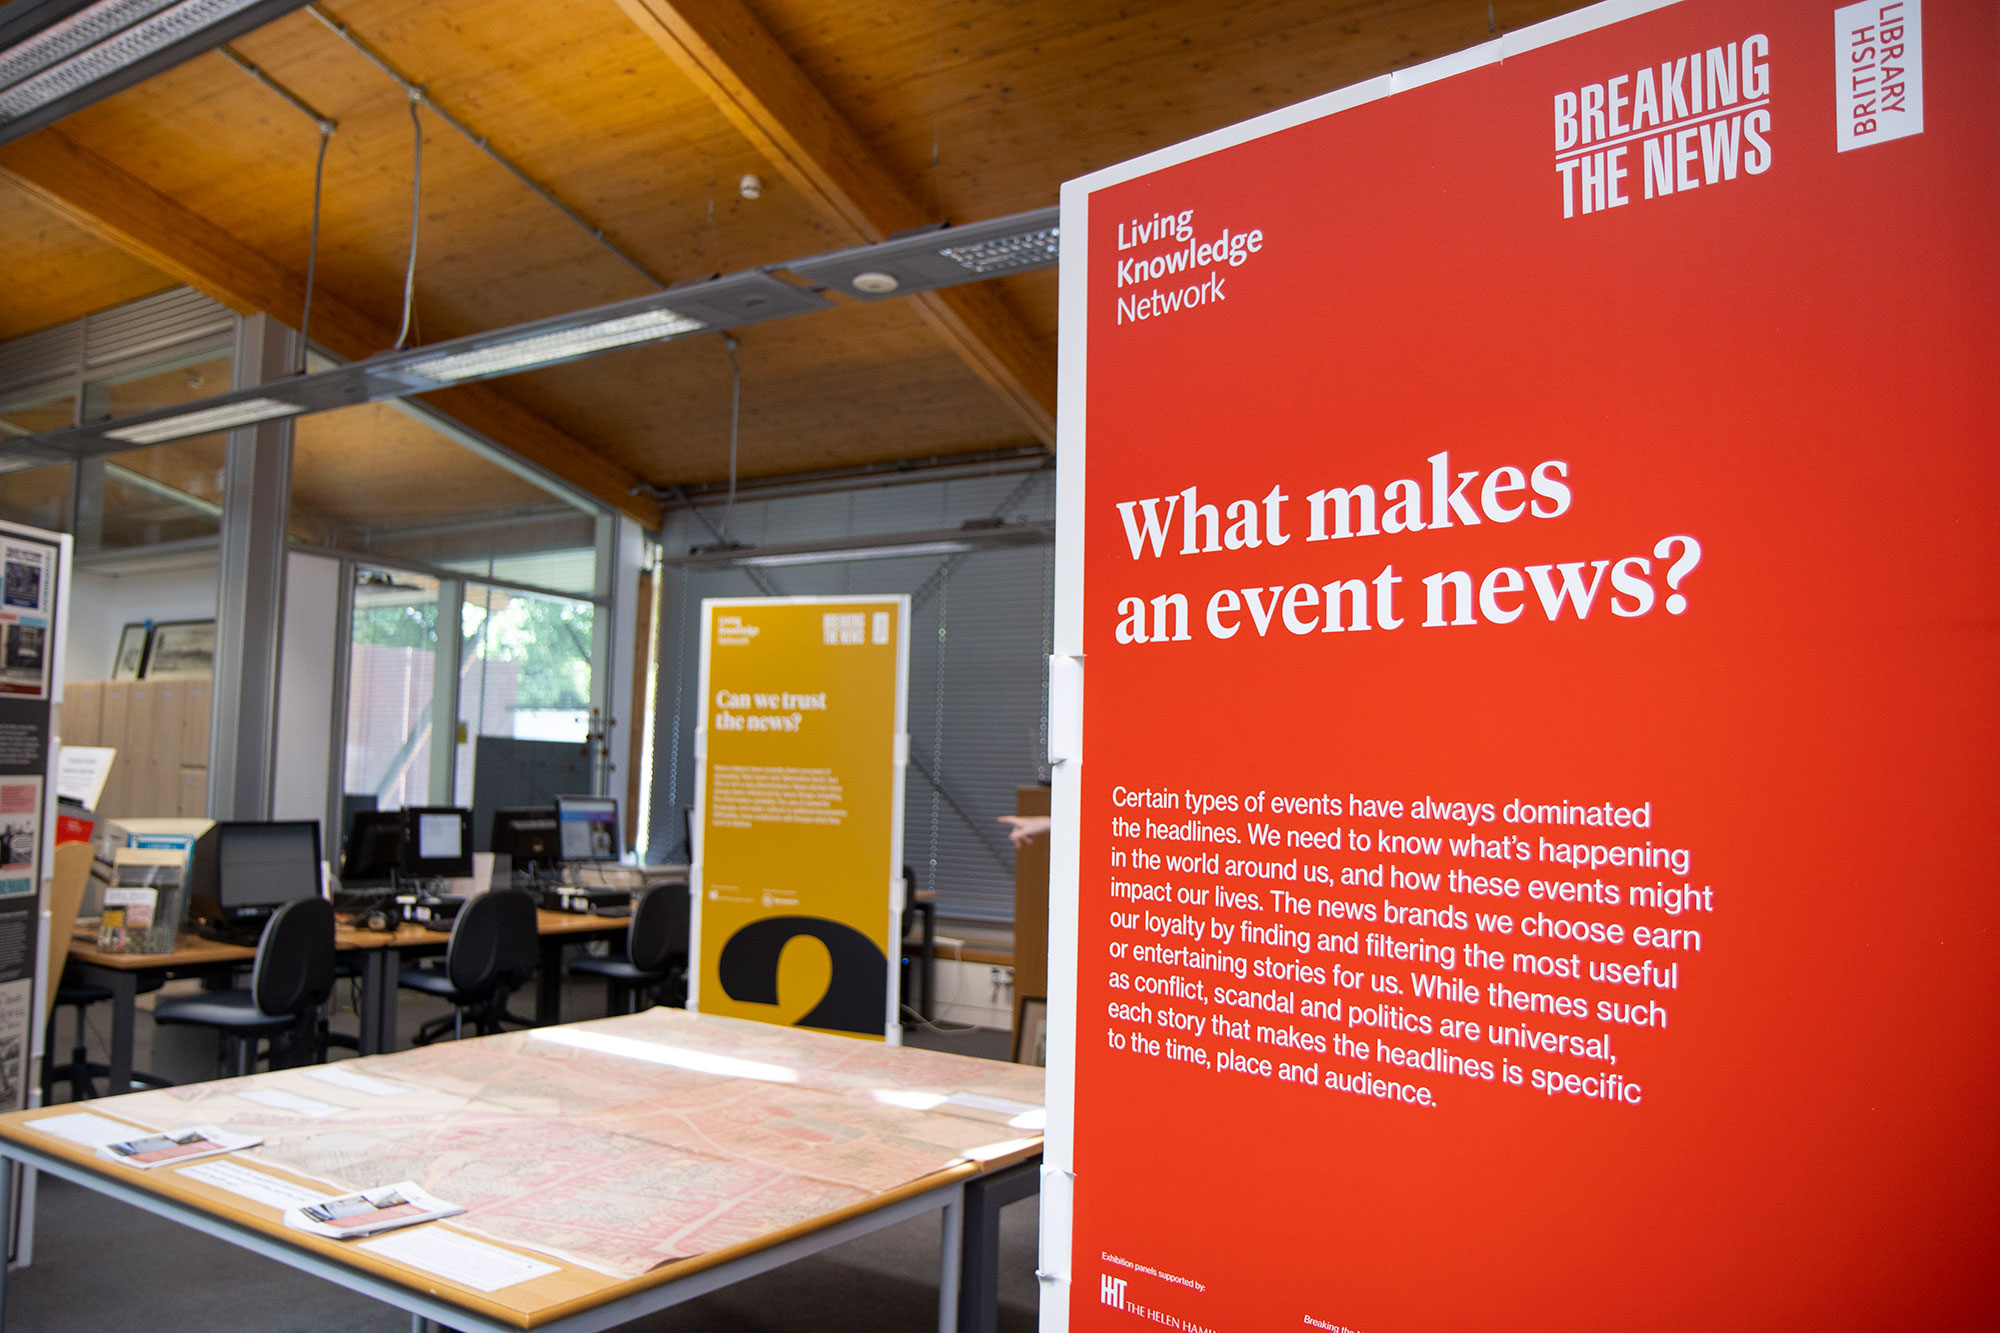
[{"xmin": 1101, "ymin": 1274, "xmax": 1128, "ymax": 1309}]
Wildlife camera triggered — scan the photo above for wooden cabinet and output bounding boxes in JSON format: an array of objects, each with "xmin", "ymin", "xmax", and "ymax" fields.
[{"xmin": 62, "ymin": 678, "xmax": 210, "ymax": 818}]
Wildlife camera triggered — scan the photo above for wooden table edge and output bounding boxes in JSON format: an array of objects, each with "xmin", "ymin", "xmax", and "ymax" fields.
[{"xmin": 0, "ymin": 1111, "xmax": 1043, "ymax": 1330}]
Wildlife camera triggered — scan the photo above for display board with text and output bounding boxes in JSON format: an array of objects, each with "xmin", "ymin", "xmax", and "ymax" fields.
[
  {"xmin": 0, "ymin": 520, "xmax": 68, "ymax": 1115},
  {"xmin": 1047, "ymin": 0, "xmax": 1995, "ymax": 1328},
  {"xmin": 691, "ymin": 597, "xmax": 908, "ymax": 1041}
]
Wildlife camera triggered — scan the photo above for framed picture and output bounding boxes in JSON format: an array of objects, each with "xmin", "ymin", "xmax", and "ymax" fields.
[
  {"xmin": 1014, "ymin": 994, "xmax": 1047, "ymax": 1067},
  {"xmin": 142, "ymin": 620, "xmax": 214, "ymax": 679},
  {"xmin": 112, "ymin": 623, "xmax": 151, "ymax": 681}
]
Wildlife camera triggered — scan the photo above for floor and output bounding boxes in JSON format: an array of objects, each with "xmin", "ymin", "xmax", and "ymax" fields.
[{"xmin": 11, "ymin": 960, "xmax": 1040, "ymax": 1332}]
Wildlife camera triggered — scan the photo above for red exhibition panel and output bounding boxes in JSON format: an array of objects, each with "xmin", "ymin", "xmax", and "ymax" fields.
[{"xmin": 1063, "ymin": 1, "xmax": 1995, "ymax": 1329}]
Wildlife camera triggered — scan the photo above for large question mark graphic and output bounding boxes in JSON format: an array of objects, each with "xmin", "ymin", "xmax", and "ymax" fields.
[{"xmin": 1653, "ymin": 536, "xmax": 1702, "ymax": 614}]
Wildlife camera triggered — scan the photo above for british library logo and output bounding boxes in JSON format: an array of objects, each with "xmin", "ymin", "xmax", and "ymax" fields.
[
  {"xmin": 1551, "ymin": 34, "xmax": 1773, "ymax": 218},
  {"xmin": 1835, "ymin": 0, "xmax": 1922, "ymax": 151}
]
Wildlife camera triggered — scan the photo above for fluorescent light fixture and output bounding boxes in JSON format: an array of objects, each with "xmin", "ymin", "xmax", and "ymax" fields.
[
  {"xmin": 100, "ymin": 395, "xmax": 304, "ymax": 444},
  {"xmin": 400, "ymin": 308, "xmax": 707, "ymax": 385},
  {"xmin": 787, "ymin": 207, "xmax": 1060, "ymax": 301},
  {"xmin": 0, "ymin": 0, "xmax": 313, "ymax": 141},
  {"xmin": 529, "ymin": 1025, "xmax": 799, "ymax": 1084},
  {"xmin": 743, "ymin": 540, "xmax": 976, "ymax": 568},
  {"xmin": 939, "ymin": 226, "xmax": 1060, "ymax": 276}
]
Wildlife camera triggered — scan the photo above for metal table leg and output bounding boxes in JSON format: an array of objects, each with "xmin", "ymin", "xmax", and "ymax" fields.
[
  {"xmin": 96, "ymin": 971, "xmax": 137, "ymax": 1096},
  {"xmin": 937, "ymin": 1183, "xmax": 963, "ymax": 1333},
  {"xmin": 920, "ymin": 900, "xmax": 937, "ymax": 1022},
  {"xmin": 957, "ymin": 1157, "xmax": 1042, "ymax": 1333},
  {"xmin": 536, "ymin": 939, "xmax": 564, "ymax": 1026},
  {"xmin": 367, "ymin": 949, "xmax": 401, "ymax": 1054},
  {"xmin": 0, "ymin": 1156, "xmax": 13, "ymax": 1327}
]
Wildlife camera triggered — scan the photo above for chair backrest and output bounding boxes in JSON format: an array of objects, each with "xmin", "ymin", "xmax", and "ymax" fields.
[
  {"xmin": 446, "ymin": 887, "xmax": 539, "ymax": 997},
  {"xmin": 251, "ymin": 896, "xmax": 337, "ymax": 1018},
  {"xmin": 627, "ymin": 883, "xmax": 690, "ymax": 973}
]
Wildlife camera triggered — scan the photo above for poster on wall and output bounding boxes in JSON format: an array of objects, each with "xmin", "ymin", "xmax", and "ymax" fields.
[
  {"xmin": 690, "ymin": 596, "xmax": 909, "ymax": 1041},
  {"xmin": 0, "ymin": 520, "xmax": 67, "ymax": 1115},
  {"xmin": 1047, "ymin": 1, "xmax": 1997, "ymax": 1329}
]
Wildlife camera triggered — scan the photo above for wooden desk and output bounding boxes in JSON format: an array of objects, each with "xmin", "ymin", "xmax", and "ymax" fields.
[
  {"xmin": 0, "ymin": 1010, "xmax": 1043, "ymax": 1332},
  {"xmin": 66, "ymin": 910, "xmax": 635, "ymax": 1092}
]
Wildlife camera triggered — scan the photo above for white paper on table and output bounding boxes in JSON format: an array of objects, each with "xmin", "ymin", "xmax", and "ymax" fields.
[
  {"xmin": 28, "ymin": 1112, "xmax": 145, "ymax": 1148},
  {"xmin": 944, "ymin": 1092, "xmax": 1042, "ymax": 1116},
  {"xmin": 177, "ymin": 1159, "xmax": 327, "ymax": 1210},
  {"xmin": 302, "ymin": 1065, "xmax": 408, "ymax": 1097},
  {"xmin": 360, "ymin": 1227, "xmax": 560, "ymax": 1292},
  {"xmin": 239, "ymin": 1088, "xmax": 345, "ymax": 1118},
  {"xmin": 56, "ymin": 746, "xmax": 115, "ymax": 809}
]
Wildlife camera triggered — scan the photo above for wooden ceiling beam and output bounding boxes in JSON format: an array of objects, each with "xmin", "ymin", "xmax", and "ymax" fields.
[
  {"xmin": 0, "ymin": 130, "xmax": 659, "ymax": 525},
  {"xmin": 611, "ymin": 0, "xmax": 1057, "ymax": 446}
]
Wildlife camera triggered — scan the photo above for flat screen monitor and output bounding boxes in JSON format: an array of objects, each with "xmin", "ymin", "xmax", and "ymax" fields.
[
  {"xmin": 556, "ymin": 795, "xmax": 619, "ymax": 862},
  {"xmin": 341, "ymin": 810, "xmax": 404, "ymax": 884},
  {"xmin": 403, "ymin": 807, "xmax": 473, "ymax": 879},
  {"xmin": 207, "ymin": 822, "xmax": 321, "ymax": 909},
  {"xmin": 492, "ymin": 807, "xmax": 559, "ymax": 871}
]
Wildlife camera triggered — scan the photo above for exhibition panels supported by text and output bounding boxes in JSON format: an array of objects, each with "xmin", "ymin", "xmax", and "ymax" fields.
[{"xmin": 1044, "ymin": 0, "xmax": 1994, "ymax": 1329}]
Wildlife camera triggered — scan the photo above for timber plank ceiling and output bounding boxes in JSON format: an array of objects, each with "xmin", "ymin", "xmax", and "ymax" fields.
[{"xmin": 0, "ymin": 0, "xmax": 1588, "ymax": 510}]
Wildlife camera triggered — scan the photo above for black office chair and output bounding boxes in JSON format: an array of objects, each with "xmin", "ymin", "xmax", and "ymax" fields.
[
  {"xmin": 40, "ymin": 964, "xmax": 169, "ymax": 1104},
  {"xmin": 569, "ymin": 883, "xmax": 689, "ymax": 1014},
  {"xmin": 153, "ymin": 897, "xmax": 338, "ymax": 1077},
  {"xmin": 399, "ymin": 888, "xmax": 539, "ymax": 1044}
]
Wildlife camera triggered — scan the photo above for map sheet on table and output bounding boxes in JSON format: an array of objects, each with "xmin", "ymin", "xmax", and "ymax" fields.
[{"xmin": 95, "ymin": 1009, "xmax": 1045, "ymax": 1277}]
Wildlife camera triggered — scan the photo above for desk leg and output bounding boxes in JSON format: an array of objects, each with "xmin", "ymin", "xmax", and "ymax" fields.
[
  {"xmin": 957, "ymin": 1159, "xmax": 1042, "ymax": 1333},
  {"xmin": 921, "ymin": 903, "xmax": 938, "ymax": 1023},
  {"xmin": 536, "ymin": 939, "xmax": 563, "ymax": 1026},
  {"xmin": 105, "ymin": 972, "xmax": 137, "ymax": 1096},
  {"xmin": 0, "ymin": 1155, "xmax": 14, "ymax": 1328},
  {"xmin": 368, "ymin": 950, "xmax": 401, "ymax": 1055},
  {"xmin": 937, "ymin": 1184, "xmax": 963, "ymax": 1333}
]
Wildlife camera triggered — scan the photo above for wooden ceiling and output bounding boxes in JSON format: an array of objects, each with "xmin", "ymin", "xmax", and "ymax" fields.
[{"xmin": 0, "ymin": 0, "xmax": 1589, "ymax": 523}]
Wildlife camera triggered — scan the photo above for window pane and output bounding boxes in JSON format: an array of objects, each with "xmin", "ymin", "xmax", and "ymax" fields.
[
  {"xmin": 0, "ymin": 390, "xmax": 74, "ymax": 437},
  {"xmin": 344, "ymin": 568, "xmax": 441, "ymax": 812},
  {"xmin": 292, "ymin": 402, "xmax": 599, "ymax": 596},
  {"xmin": 97, "ymin": 437, "xmax": 225, "ymax": 549},
  {"xmin": 81, "ymin": 350, "xmax": 231, "ymax": 421},
  {"xmin": 457, "ymin": 584, "xmax": 594, "ymax": 802},
  {"xmin": 0, "ymin": 462, "xmax": 72, "ymax": 532}
]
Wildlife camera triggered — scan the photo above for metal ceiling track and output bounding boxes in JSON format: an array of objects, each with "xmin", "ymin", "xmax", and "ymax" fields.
[
  {"xmin": 0, "ymin": 0, "xmax": 316, "ymax": 144},
  {"xmin": 0, "ymin": 206, "xmax": 1060, "ymax": 469}
]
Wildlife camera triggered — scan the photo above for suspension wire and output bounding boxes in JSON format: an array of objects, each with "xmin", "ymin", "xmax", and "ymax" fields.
[
  {"xmin": 305, "ymin": 3, "xmax": 667, "ymax": 291},
  {"xmin": 299, "ymin": 122, "xmax": 332, "ymax": 372},
  {"xmin": 394, "ymin": 92, "xmax": 422, "ymax": 350},
  {"xmin": 720, "ymin": 335, "xmax": 743, "ymax": 543}
]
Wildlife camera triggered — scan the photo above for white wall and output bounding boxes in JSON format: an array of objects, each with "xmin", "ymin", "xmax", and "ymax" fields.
[
  {"xmin": 66, "ymin": 560, "xmax": 219, "ymax": 684},
  {"xmin": 272, "ymin": 552, "xmax": 341, "ymax": 824}
]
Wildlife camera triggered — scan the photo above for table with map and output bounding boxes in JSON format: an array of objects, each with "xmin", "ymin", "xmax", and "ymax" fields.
[{"xmin": 0, "ymin": 1008, "xmax": 1045, "ymax": 1332}]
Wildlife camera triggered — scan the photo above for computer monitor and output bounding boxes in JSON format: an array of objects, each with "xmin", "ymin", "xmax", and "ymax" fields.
[
  {"xmin": 340, "ymin": 810, "xmax": 405, "ymax": 884},
  {"xmin": 492, "ymin": 806, "xmax": 559, "ymax": 871},
  {"xmin": 556, "ymin": 795, "xmax": 619, "ymax": 862},
  {"xmin": 190, "ymin": 821, "xmax": 322, "ymax": 939},
  {"xmin": 402, "ymin": 807, "xmax": 473, "ymax": 879}
]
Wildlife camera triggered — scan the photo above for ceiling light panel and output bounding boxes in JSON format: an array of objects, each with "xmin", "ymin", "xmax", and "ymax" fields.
[
  {"xmin": 787, "ymin": 207, "xmax": 1060, "ymax": 301},
  {"xmin": 0, "ymin": 0, "xmax": 311, "ymax": 143},
  {"xmin": 0, "ymin": 0, "xmax": 176, "ymax": 93},
  {"xmin": 100, "ymin": 395, "xmax": 304, "ymax": 444},
  {"xmin": 400, "ymin": 310, "xmax": 707, "ymax": 386}
]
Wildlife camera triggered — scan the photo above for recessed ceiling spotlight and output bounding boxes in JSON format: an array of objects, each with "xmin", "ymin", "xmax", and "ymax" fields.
[
  {"xmin": 738, "ymin": 173, "xmax": 762, "ymax": 199},
  {"xmin": 851, "ymin": 271, "xmax": 899, "ymax": 294}
]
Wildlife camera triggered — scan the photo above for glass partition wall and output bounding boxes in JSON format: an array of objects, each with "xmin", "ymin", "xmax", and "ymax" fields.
[{"xmin": 0, "ymin": 290, "xmax": 617, "ymax": 841}]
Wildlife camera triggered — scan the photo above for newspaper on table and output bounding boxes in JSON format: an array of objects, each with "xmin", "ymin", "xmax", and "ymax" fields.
[
  {"xmin": 97, "ymin": 1124, "xmax": 260, "ymax": 1170},
  {"xmin": 285, "ymin": 1180, "xmax": 464, "ymax": 1239}
]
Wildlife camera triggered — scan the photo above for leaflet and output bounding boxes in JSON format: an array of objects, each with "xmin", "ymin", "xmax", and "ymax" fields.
[
  {"xmin": 283, "ymin": 1181, "xmax": 463, "ymax": 1239},
  {"xmin": 96, "ymin": 1124, "xmax": 260, "ymax": 1170},
  {"xmin": 360, "ymin": 1227, "xmax": 559, "ymax": 1292}
]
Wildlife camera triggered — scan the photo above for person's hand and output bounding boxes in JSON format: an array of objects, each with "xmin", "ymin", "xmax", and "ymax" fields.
[{"xmin": 997, "ymin": 814, "xmax": 1052, "ymax": 847}]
